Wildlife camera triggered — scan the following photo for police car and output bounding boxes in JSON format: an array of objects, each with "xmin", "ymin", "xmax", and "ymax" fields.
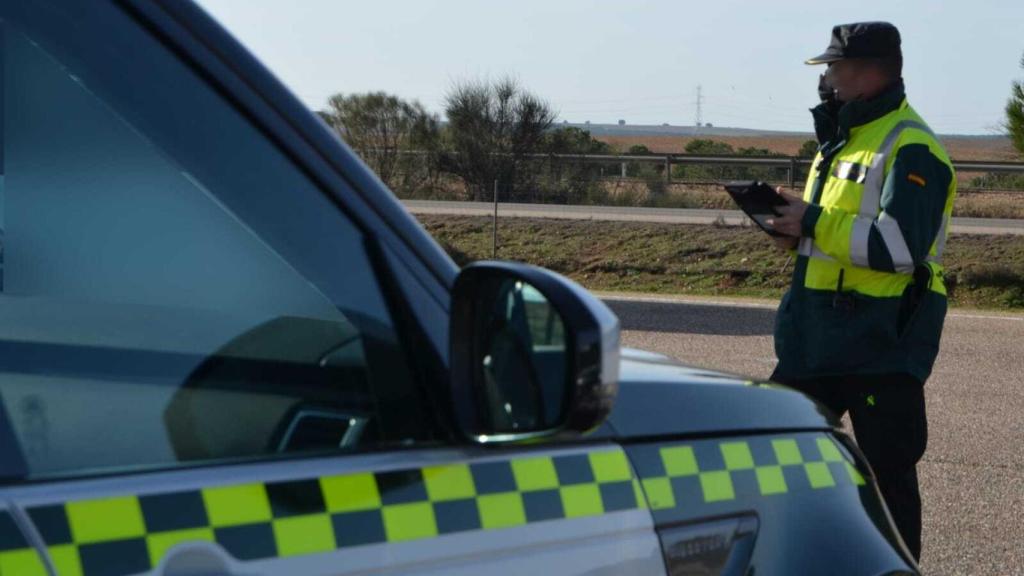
[{"xmin": 0, "ymin": 1, "xmax": 918, "ymax": 575}]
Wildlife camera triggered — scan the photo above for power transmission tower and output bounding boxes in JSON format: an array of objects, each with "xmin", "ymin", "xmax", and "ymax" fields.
[{"xmin": 695, "ymin": 85, "xmax": 703, "ymax": 134}]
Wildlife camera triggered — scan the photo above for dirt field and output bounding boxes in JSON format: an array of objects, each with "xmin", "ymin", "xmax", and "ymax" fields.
[{"xmin": 598, "ymin": 134, "xmax": 1020, "ymax": 162}]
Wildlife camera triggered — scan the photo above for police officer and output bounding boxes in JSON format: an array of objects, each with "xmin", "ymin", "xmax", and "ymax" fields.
[{"xmin": 767, "ymin": 22, "xmax": 956, "ymax": 562}]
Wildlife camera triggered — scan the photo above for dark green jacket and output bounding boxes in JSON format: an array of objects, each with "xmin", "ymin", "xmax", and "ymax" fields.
[{"xmin": 772, "ymin": 81, "xmax": 955, "ymax": 384}]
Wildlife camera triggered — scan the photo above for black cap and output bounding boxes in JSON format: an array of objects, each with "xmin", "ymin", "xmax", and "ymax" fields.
[{"xmin": 805, "ymin": 22, "xmax": 901, "ymax": 65}]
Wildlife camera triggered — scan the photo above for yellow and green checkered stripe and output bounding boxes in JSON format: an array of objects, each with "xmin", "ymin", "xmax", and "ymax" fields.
[
  {"xmin": 26, "ymin": 448, "xmax": 645, "ymax": 576},
  {"xmin": 627, "ymin": 433, "xmax": 866, "ymax": 515},
  {"xmin": 0, "ymin": 510, "xmax": 47, "ymax": 576}
]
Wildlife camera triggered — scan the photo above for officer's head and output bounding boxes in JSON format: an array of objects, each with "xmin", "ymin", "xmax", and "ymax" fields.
[{"xmin": 806, "ymin": 22, "xmax": 903, "ymax": 103}]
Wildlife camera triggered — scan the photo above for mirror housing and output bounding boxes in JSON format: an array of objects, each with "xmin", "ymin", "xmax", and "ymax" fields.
[{"xmin": 450, "ymin": 261, "xmax": 620, "ymax": 443}]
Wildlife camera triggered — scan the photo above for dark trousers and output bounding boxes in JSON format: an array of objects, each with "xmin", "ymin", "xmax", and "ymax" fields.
[{"xmin": 775, "ymin": 372, "xmax": 928, "ymax": 561}]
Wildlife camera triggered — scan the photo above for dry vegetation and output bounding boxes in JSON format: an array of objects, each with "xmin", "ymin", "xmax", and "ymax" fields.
[
  {"xmin": 597, "ymin": 134, "xmax": 1021, "ymax": 162},
  {"xmin": 422, "ymin": 215, "xmax": 1024, "ymax": 310},
  {"xmin": 629, "ymin": 185, "xmax": 1024, "ymax": 219}
]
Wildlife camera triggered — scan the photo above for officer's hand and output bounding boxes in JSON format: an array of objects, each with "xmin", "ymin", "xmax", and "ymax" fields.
[
  {"xmin": 773, "ymin": 236, "xmax": 799, "ymax": 251},
  {"xmin": 767, "ymin": 188, "xmax": 809, "ymax": 237}
]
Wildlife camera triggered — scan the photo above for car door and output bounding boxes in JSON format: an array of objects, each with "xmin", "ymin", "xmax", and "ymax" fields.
[{"xmin": 0, "ymin": 2, "xmax": 663, "ymax": 575}]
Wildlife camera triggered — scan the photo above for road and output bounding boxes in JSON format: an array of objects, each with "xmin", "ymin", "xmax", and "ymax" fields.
[
  {"xmin": 600, "ymin": 293, "xmax": 1024, "ymax": 575},
  {"xmin": 404, "ymin": 200, "xmax": 1024, "ymax": 235}
]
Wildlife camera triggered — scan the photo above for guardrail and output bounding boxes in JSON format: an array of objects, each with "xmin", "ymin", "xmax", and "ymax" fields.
[
  {"xmin": 393, "ymin": 149, "xmax": 1024, "ymax": 190},
  {"xmin": 526, "ymin": 153, "xmax": 1024, "ymax": 188}
]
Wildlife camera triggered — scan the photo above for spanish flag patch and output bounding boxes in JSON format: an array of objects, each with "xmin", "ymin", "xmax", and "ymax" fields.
[{"xmin": 907, "ymin": 173, "xmax": 927, "ymax": 186}]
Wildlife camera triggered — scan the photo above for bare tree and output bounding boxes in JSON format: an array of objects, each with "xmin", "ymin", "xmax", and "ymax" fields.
[
  {"xmin": 443, "ymin": 78, "xmax": 556, "ymax": 201},
  {"xmin": 320, "ymin": 92, "xmax": 440, "ymax": 194}
]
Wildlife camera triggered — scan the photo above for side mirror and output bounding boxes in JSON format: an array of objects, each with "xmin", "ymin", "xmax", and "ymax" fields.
[{"xmin": 450, "ymin": 261, "xmax": 620, "ymax": 443}]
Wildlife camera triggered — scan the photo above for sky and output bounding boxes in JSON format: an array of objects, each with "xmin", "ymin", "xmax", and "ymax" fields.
[{"xmin": 196, "ymin": 0, "xmax": 1024, "ymax": 135}]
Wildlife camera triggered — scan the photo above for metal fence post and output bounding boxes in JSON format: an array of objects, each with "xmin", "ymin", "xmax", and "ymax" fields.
[
  {"xmin": 788, "ymin": 157, "xmax": 797, "ymax": 189},
  {"xmin": 492, "ymin": 179, "xmax": 498, "ymax": 259}
]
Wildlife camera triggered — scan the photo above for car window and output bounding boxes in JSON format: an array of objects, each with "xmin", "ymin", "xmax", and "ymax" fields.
[{"xmin": 0, "ymin": 14, "xmax": 434, "ymax": 480}]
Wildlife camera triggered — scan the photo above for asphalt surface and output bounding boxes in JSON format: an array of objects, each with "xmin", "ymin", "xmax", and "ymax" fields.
[
  {"xmin": 404, "ymin": 200, "xmax": 1024, "ymax": 235},
  {"xmin": 601, "ymin": 293, "xmax": 1024, "ymax": 576}
]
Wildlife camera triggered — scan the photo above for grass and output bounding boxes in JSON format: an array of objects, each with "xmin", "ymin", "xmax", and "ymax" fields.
[
  {"xmin": 952, "ymin": 192, "xmax": 1024, "ymax": 219},
  {"xmin": 420, "ymin": 215, "xmax": 1024, "ymax": 311}
]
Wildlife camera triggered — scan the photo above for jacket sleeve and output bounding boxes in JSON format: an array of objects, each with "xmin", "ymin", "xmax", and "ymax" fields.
[{"xmin": 800, "ymin": 143, "xmax": 952, "ymax": 273}]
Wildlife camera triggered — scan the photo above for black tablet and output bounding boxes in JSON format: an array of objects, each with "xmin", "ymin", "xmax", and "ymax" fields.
[{"xmin": 723, "ymin": 181, "xmax": 790, "ymax": 237}]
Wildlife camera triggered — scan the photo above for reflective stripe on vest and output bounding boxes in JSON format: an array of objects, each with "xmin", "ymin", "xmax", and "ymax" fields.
[
  {"xmin": 803, "ymin": 119, "xmax": 948, "ymax": 272},
  {"xmin": 797, "ymin": 237, "xmax": 834, "ymax": 261},
  {"xmin": 858, "ymin": 119, "xmax": 935, "ymax": 217},
  {"xmin": 852, "ymin": 120, "xmax": 934, "ymax": 273}
]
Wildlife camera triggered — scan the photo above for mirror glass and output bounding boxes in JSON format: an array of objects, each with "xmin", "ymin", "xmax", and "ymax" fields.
[{"xmin": 478, "ymin": 279, "xmax": 568, "ymax": 433}]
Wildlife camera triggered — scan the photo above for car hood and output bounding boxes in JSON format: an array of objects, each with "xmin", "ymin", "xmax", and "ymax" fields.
[{"xmin": 603, "ymin": 348, "xmax": 837, "ymax": 438}]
